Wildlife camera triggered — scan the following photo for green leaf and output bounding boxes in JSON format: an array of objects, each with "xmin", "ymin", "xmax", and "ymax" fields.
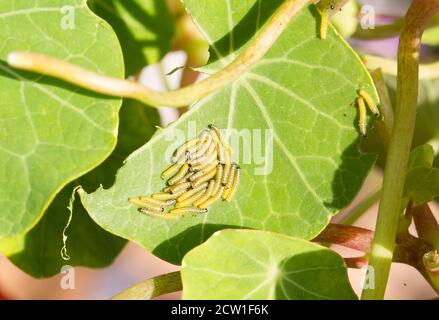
[
  {"xmin": 0, "ymin": 101, "xmax": 160, "ymax": 277},
  {"xmin": 181, "ymin": 229, "xmax": 356, "ymax": 300},
  {"xmin": 0, "ymin": 1, "xmax": 124, "ymax": 238},
  {"xmin": 408, "ymin": 144, "xmax": 435, "ymax": 169},
  {"xmin": 112, "ymin": 271, "xmax": 182, "ymax": 300},
  {"xmin": 385, "ymin": 76, "xmax": 439, "ymax": 145},
  {"xmin": 331, "ymin": 0, "xmax": 359, "ymax": 38},
  {"xmin": 422, "ymin": 15, "xmax": 439, "ymax": 46},
  {"xmin": 405, "ymin": 166, "xmax": 439, "ymax": 205},
  {"xmin": 423, "ymin": 27, "xmax": 439, "ymax": 46},
  {"xmin": 88, "ymin": 0, "xmax": 175, "ymax": 76},
  {"xmin": 80, "ymin": 2, "xmax": 376, "ymax": 264}
]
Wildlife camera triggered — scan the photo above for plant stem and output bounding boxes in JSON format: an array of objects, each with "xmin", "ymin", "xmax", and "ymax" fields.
[
  {"xmin": 340, "ymin": 188, "xmax": 381, "ymax": 225},
  {"xmin": 412, "ymin": 204, "xmax": 439, "ymax": 249},
  {"xmin": 363, "ymin": 54, "xmax": 439, "ymax": 80},
  {"xmin": 352, "ymin": 14, "xmax": 439, "ymax": 40},
  {"xmin": 7, "ymin": 0, "xmax": 312, "ymax": 108},
  {"xmin": 370, "ymin": 68, "xmax": 394, "ymax": 146},
  {"xmin": 345, "ymin": 256, "xmax": 369, "ymax": 269},
  {"xmin": 314, "ymin": 223, "xmax": 373, "ymax": 252},
  {"xmin": 112, "ymin": 271, "xmax": 182, "ymax": 300},
  {"xmin": 361, "ymin": 0, "xmax": 439, "ymax": 300}
]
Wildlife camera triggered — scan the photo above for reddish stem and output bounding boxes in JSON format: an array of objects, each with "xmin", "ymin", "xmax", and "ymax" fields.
[
  {"xmin": 314, "ymin": 224, "xmax": 374, "ymax": 252},
  {"xmin": 412, "ymin": 203, "xmax": 439, "ymax": 249}
]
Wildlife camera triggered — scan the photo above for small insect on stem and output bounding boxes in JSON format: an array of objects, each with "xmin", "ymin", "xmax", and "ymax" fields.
[
  {"xmin": 359, "ymin": 89, "xmax": 380, "ymax": 118},
  {"xmin": 356, "ymin": 97, "xmax": 368, "ymax": 137},
  {"xmin": 319, "ymin": 9, "xmax": 329, "ymax": 40}
]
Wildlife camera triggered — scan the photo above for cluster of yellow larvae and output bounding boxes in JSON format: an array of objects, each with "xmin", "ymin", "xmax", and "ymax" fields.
[{"xmin": 128, "ymin": 125, "xmax": 240, "ymax": 220}]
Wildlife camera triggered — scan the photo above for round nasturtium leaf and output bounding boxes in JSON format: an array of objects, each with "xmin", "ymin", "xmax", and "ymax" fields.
[
  {"xmin": 181, "ymin": 229, "xmax": 357, "ymax": 300},
  {"xmin": 0, "ymin": 0, "xmax": 124, "ymax": 238},
  {"xmin": 0, "ymin": 101, "xmax": 160, "ymax": 278},
  {"xmin": 80, "ymin": 2, "xmax": 376, "ymax": 264}
]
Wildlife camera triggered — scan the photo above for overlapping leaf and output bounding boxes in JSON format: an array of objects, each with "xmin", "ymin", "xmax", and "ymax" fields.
[
  {"xmin": 0, "ymin": 0, "xmax": 124, "ymax": 238},
  {"xmin": 81, "ymin": 1, "xmax": 376, "ymax": 264},
  {"xmin": 182, "ymin": 229, "xmax": 356, "ymax": 300},
  {"xmin": 88, "ymin": 0, "xmax": 174, "ymax": 75},
  {"xmin": 0, "ymin": 101, "xmax": 160, "ymax": 277}
]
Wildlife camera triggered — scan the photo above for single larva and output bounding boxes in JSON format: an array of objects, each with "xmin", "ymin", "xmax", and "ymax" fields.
[
  {"xmin": 170, "ymin": 207, "xmax": 208, "ymax": 215},
  {"xmin": 139, "ymin": 208, "xmax": 182, "ymax": 220},
  {"xmin": 222, "ymin": 163, "xmax": 237, "ymax": 199},
  {"xmin": 151, "ymin": 192, "xmax": 177, "ymax": 201},
  {"xmin": 208, "ymin": 124, "xmax": 230, "ymax": 162},
  {"xmin": 356, "ymin": 97, "xmax": 368, "ymax": 137},
  {"xmin": 190, "ymin": 152, "xmax": 218, "ymax": 171},
  {"xmin": 189, "ymin": 162, "xmax": 218, "ymax": 182},
  {"xmin": 167, "ymin": 162, "xmax": 190, "ymax": 185},
  {"xmin": 199, "ymin": 186, "xmax": 224, "ymax": 209},
  {"xmin": 157, "ymin": 188, "xmax": 187, "ymax": 199},
  {"xmin": 139, "ymin": 196, "xmax": 176, "ymax": 207},
  {"xmin": 128, "ymin": 197, "xmax": 164, "ymax": 212},
  {"xmin": 161, "ymin": 162, "xmax": 182, "ymax": 180},
  {"xmin": 176, "ymin": 188, "xmax": 206, "ymax": 208},
  {"xmin": 319, "ymin": 9, "xmax": 328, "ymax": 40},
  {"xmin": 171, "ymin": 137, "xmax": 199, "ymax": 163},
  {"xmin": 190, "ymin": 133, "xmax": 213, "ymax": 160},
  {"xmin": 177, "ymin": 182, "xmax": 209, "ymax": 202},
  {"xmin": 170, "ymin": 181, "xmax": 191, "ymax": 194},
  {"xmin": 192, "ymin": 167, "xmax": 217, "ymax": 188},
  {"xmin": 221, "ymin": 154, "xmax": 232, "ymax": 185},
  {"xmin": 193, "ymin": 179, "xmax": 215, "ymax": 207},
  {"xmin": 189, "ymin": 142, "xmax": 216, "ymax": 166},
  {"xmin": 190, "ymin": 158, "xmax": 219, "ymax": 172},
  {"xmin": 359, "ymin": 89, "xmax": 380, "ymax": 117},
  {"xmin": 211, "ymin": 165, "xmax": 223, "ymax": 196},
  {"xmin": 225, "ymin": 166, "xmax": 240, "ymax": 202}
]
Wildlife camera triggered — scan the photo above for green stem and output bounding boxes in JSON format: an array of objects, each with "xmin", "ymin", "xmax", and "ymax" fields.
[
  {"xmin": 352, "ymin": 14, "xmax": 439, "ymax": 40},
  {"xmin": 363, "ymin": 54, "xmax": 439, "ymax": 80},
  {"xmin": 7, "ymin": 0, "xmax": 312, "ymax": 108},
  {"xmin": 340, "ymin": 188, "xmax": 381, "ymax": 225},
  {"xmin": 361, "ymin": 0, "xmax": 439, "ymax": 300},
  {"xmin": 370, "ymin": 68, "xmax": 394, "ymax": 146},
  {"xmin": 353, "ymin": 19, "xmax": 404, "ymax": 40},
  {"xmin": 112, "ymin": 271, "xmax": 182, "ymax": 300}
]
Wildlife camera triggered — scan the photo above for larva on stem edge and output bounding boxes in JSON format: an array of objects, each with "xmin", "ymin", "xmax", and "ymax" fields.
[{"xmin": 356, "ymin": 97, "xmax": 368, "ymax": 137}]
